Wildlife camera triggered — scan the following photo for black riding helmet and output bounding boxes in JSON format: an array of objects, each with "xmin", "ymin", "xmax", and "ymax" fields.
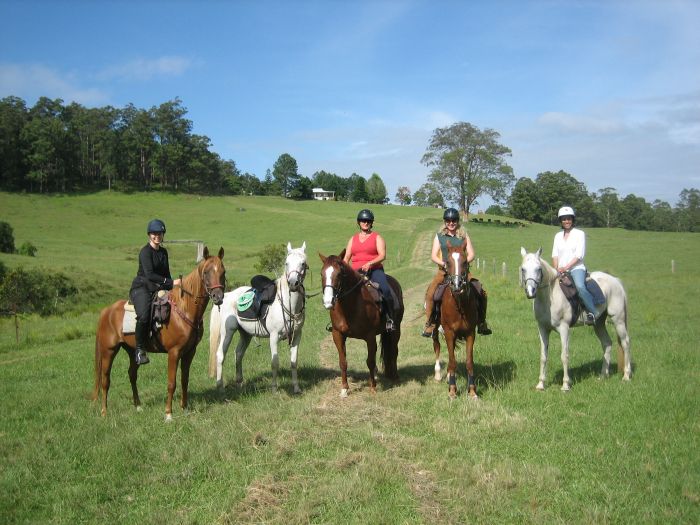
[
  {"xmin": 357, "ymin": 209, "xmax": 374, "ymax": 222},
  {"xmin": 147, "ymin": 219, "xmax": 166, "ymax": 234},
  {"xmin": 443, "ymin": 208, "xmax": 460, "ymax": 222}
]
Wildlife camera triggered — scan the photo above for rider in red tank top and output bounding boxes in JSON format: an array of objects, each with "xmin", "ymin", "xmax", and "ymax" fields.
[
  {"xmin": 343, "ymin": 209, "xmax": 395, "ymax": 331},
  {"xmin": 349, "ymin": 231, "xmax": 383, "ymax": 271}
]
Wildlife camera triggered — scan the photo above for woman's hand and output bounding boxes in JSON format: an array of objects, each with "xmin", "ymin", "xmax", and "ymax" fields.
[{"xmin": 173, "ymin": 278, "xmax": 182, "ymax": 287}]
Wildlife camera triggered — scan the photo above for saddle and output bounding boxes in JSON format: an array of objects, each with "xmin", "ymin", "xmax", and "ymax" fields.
[
  {"xmin": 236, "ymin": 275, "xmax": 277, "ymax": 320},
  {"xmin": 122, "ymin": 290, "xmax": 171, "ymax": 334},
  {"xmin": 558, "ymin": 273, "xmax": 606, "ymax": 326},
  {"xmin": 363, "ymin": 276, "xmax": 399, "ymax": 317}
]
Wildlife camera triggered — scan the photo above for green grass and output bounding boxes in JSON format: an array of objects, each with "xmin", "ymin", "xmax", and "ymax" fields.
[{"xmin": 0, "ymin": 191, "xmax": 698, "ymax": 524}]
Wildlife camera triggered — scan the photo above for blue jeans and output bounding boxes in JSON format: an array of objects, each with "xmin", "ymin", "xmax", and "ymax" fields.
[
  {"xmin": 367, "ymin": 268, "xmax": 394, "ymax": 318},
  {"xmin": 570, "ymin": 268, "xmax": 597, "ymax": 315}
]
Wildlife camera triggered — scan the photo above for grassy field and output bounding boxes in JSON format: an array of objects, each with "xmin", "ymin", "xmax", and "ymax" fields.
[{"xmin": 1, "ymin": 191, "xmax": 698, "ymax": 524}]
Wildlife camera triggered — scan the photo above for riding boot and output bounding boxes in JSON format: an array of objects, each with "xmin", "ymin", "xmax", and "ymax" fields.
[
  {"xmin": 476, "ymin": 289, "xmax": 492, "ymax": 336},
  {"xmin": 134, "ymin": 320, "xmax": 150, "ymax": 365},
  {"xmin": 381, "ymin": 299, "xmax": 395, "ymax": 332}
]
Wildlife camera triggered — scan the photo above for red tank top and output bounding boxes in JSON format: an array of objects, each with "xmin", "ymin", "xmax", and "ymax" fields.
[{"xmin": 350, "ymin": 231, "xmax": 383, "ymax": 271}]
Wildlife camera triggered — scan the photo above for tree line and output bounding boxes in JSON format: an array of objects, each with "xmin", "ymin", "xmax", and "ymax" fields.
[
  {"xmin": 394, "ymin": 122, "xmax": 699, "ymax": 233},
  {"xmin": 0, "ymin": 96, "xmax": 389, "ymax": 203}
]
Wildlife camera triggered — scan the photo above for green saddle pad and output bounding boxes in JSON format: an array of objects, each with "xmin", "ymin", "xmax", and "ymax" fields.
[{"xmin": 237, "ymin": 290, "xmax": 256, "ymax": 312}]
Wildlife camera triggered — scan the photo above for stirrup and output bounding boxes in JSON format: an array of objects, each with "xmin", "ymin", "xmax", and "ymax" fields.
[
  {"xmin": 583, "ymin": 312, "xmax": 596, "ymax": 325},
  {"xmin": 421, "ymin": 323, "xmax": 435, "ymax": 338}
]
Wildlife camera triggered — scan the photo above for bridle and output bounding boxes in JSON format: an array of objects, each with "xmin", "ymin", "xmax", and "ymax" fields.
[
  {"xmin": 323, "ymin": 262, "xmax": 364, "ymax": 306},
  {"xmin": 180, "ymin": 259, "xmax": 225, "ymax": 304}
]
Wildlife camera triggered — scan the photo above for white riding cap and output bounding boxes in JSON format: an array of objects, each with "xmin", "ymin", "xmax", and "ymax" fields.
[{"xmin": 557, "ymin": 206, "xmax": 575, "ymax": 219}]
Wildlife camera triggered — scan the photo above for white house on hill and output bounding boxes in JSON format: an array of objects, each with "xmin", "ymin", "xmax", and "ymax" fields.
[{"xmin": 312, "ymin": 188, "xmax": 335, "ymax": 201}]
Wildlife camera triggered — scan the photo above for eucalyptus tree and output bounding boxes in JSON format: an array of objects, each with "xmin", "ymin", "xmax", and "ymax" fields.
[
  {"xmin": 366, "ymin": 173, "xmax": 388, "ymax": 204},
  {"xmin": 0, "ymin": 96, "xmax": 29, "ymax": 191},
  {"xmin": 421, "ymin": 122, "xmax": 514, "ymax": 214},
  {"xmin": 395, "ymin": 186, "xmax": 412, "ymax": 206},
  {"xmin": 412, "ymin": 182, "xmax": 445, "ymax": 208},
  {"xmin": 272, "ymin": 153, "xmax": 300, "ymax": 197}
]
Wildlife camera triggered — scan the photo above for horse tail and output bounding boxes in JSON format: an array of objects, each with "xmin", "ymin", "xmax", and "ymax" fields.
[
  {"xmin": 91, "ymin": 308, "xmax": 106, "ymax": 401},
  {"xmin": 208, "ymin": 304, "xmax": 222, "ymax": 378},
  {"xmin": 380, "ymin": 330, "xmax": 399, "ymax": 380}
]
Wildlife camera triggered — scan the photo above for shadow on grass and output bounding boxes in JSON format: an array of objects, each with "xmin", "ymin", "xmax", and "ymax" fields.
[{"xmin": 552, "ymin": 358, "xmax": 621, "ymax": 386}]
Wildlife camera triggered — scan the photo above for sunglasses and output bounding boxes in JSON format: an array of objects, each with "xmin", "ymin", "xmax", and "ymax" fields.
[
  {"xmin": 445, "ymin": 219, "xmax": 458, "ymax": 224},
  {"xmin": 359, "ymin": 219, "xmax": 373, "ymax": 224}
]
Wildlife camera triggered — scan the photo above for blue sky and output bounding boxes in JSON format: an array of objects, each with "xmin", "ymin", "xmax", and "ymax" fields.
[{"xmin": 1, "ymin": 0, "xmax": 698, "ymax": 208}]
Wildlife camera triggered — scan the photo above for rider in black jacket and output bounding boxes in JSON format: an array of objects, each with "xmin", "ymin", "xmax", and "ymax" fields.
[{"xmin": 129, "ymin": 219, "xmax": 181, "ymax": 365}]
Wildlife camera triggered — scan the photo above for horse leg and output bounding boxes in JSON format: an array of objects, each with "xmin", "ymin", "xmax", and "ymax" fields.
[
  {"xmin": 97, "ymin": 343, "xmax": 119, "ymax": 416},
  {"xmin": 289, "ymin": 330, "xmax": 303, "ymax": 394},
  {"xmin": 536, "ymin": 325, "xmax": 550, "ymax": 391},
  {"xmin": 180, "ymin": 348, "xmax": 195, "ymax": 411},
  {"xmin": 613, "ymin": 316, "xmax": 632, "ymax": 381},
  {"xmin": 332, "ymin": 330, "xmax": 350, "ymax": 397},
  {"xmin": 594, "ymin": 319, "xmax": 613, "ymax": 379},
  {"xmin": 559, "ymin": 326, "xmax": 572, "ymax": 391},
  {"xmin": 465, "ymin": 332, "xmax": 477, "ymax": 399},
  {"xmin": 269, "ymin": 333, "xmax": 281, "ymax": 393},
  {"xmin": 127, "ymin": 353, "xmax": 142, "ymax": 411},
  {"xmin": 165, "ymin": 352, "xmax": 180, "ymax": 421},
  {"xmin": 366, "ymin": 337, "xmax": 378, "ymax": 394},
  {"xmin": 234, "ymin": 332, "xmax": 253, "ymax": 388},
  {"xmin": 216, "ymin": 317, "xmax": 237, "ymax": 389},
  {"xmin": 432, "ymin": 332, "xmax": 442, "ymax": 381},
  {"xmin": 444, "ymin": 331, "xmax": 458, "ymax": 399}
]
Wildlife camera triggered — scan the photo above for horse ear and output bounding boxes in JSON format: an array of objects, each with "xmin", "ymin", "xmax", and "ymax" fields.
[
  {"xmin": 301, "ymin": 241, "xmax": 306, "ymax": 252},
  {"xmin": 287, "ymin": 242, "xmax": 292, "ymax": 253},
  {"xmin": 536, "ymin": 247, "xmax": 542, "ymax": 258},
  {"xmin": 318, "ymin": 252, "xmax": 326, "ymax": 263},
  {"xmin": 520, "ymin": 246, "xmax": 527, "ymax": 257},
  {"xmin": 202, "ymin": 246, "xmax": 210, "ymax": 259},
  {"xmin": 218, "ymin": 246, "xmax": 224, "ymax": 259},
  {"xmin": 339, "ymin": 248, "xmax": 347, "ymax": 260}
]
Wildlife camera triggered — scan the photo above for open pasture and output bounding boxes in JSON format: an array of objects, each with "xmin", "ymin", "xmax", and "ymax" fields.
[{"xmin": 1, "ymin": 192, "xmax": 698, "ymax": 524}]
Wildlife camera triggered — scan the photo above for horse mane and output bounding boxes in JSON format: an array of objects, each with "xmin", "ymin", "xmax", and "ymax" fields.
[{"xmin": 537, "ymin": 253, "xmax": 559, "ymax": 284}]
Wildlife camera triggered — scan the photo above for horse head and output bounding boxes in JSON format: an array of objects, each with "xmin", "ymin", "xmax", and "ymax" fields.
[
  {"xmin": 445, "ymin": 240, "xmax": 470, "ymax": 294},
  {"xmin": 285, "ymin": 241, "xmax": 308, "ymax": 292},
  {"xmin": 519, "ymin": 246, "xmax": 543, "ymax": 299},
  {"xmin": 200, "ymin": 246, "xmax": 226, "ymax": 306},
  {"xmin": 318, "ymin": 252, "xmax": 346, "ymax": 309}
]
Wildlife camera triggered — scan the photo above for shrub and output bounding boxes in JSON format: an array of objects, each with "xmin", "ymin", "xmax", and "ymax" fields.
[
  {"xmin": 254, "ymin": 243, "xmax": 286, "ymax": 275},
  {"xmin": 0, "ymin": 267, "xmax": 78, "ymax": 317},
  {"xmin": 18, "ymin": 241, "xmax": 37, "ymax": 257},
  {"xmin": 0, "ymin": 221, "xmax": 15, "ymax": 253}
]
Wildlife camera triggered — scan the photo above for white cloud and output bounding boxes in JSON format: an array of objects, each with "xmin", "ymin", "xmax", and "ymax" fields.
[
  {"xmin": 538, "ymin": 112, "xmax": 626, "ymax": 135},
  {"xmin": 97, "ymin": 56, "xmax": 194, "ymax": 82},
  {"xmin": 0, "ymin": 63, "xmax": 108, "ymax": 105}
]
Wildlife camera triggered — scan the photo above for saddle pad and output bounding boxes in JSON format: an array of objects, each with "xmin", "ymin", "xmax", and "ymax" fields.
[
  {"xmin": 122, "ymin": 308, "xmax": 136, "ymax": 334},
  {"xmin": 586, "ymin": 278, "xmax": 606, "ymax": 306},
  {"xmin": 237, "ymin": 290, "xmax": 256, "ymax": 312}
]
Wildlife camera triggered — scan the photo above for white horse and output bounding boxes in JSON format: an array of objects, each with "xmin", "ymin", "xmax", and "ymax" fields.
[
  {"xmin": 519, "ymin": 247, "xmax": 632, "ymax": 391},
  {"xmin": 208, "ymin": 242, "xmax": 307, "ymax": 393}
]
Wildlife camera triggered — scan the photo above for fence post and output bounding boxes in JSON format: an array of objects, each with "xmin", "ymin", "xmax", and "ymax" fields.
[
  {"xmin": 502, "ymin": 261, "xmax": 507, "ymax": 277},
  {"xmin": 671, "ymin": 260, "xmax": 675, "ymax": 273},
  {"xmin": 197, "ymin": 242, "xmax": 204, "ymax": 262}
]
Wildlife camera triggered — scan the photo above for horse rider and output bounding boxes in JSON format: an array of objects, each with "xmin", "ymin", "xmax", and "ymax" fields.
[
  {"xmin": 552, "ymin": 206, "xmax": 599, "ymax": 324},
  {"xmin": 422, "ymin": 207, "xmax": 492, "ymax": 337},
  {"xmin": 129, "ymin": 219, "xmax": 181, "ymax": 365},
  {"xmin": 343, "ymin": 209, "xmax": 396, "ymax": 331}
]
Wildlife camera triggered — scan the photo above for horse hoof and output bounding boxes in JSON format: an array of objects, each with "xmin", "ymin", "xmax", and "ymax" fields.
[
  {"xmin": 535, "ymin": 383, "xmax": 545, "ymax": 391},
  {"xmin": 136, "ymin": 405, "xmax": 143, "ymax": 412},
  {"xmin": 340, "ymin": 388, "xmax": 349, "ymax": 398},
  {"xmin": 561, "ymin": 385, "xmax": 571, "ymax": 392},
  {"xmin": 293, "ymin": 387, "xmax": 302, "ymax": 395},
  {"xmin": 434, "ymin": 372, "xmax": 442, "ymax": 382},
  {"xmin": 165, "ymin": 413, "xmax": 173, "ymax": 422},
  {"xmin": 622, "ymin": 374, "xmax": 631, "ymax": 382}
]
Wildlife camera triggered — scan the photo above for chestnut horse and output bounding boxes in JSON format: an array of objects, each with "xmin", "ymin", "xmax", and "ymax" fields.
[
  {"xmin": 319, "ymin": 250, "xmax": 403, "ymax": 397},
  {"xmin": 92, "ymin": 246, "xmax": 225, "ymax": 419},
  {"xmin": 430, "ymin": 240, "xmax": 479, "ymax": 399}
]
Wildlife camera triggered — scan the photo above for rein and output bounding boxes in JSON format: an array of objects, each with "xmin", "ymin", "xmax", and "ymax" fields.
[{"xmin": 324, "ymin": 266, "xmax": 367, "ymax": 304}]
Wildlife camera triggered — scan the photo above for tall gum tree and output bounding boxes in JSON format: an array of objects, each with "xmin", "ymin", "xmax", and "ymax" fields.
[{"xmin": 421, "ymin": 122, "xmax": 514, "ymax": 214}]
